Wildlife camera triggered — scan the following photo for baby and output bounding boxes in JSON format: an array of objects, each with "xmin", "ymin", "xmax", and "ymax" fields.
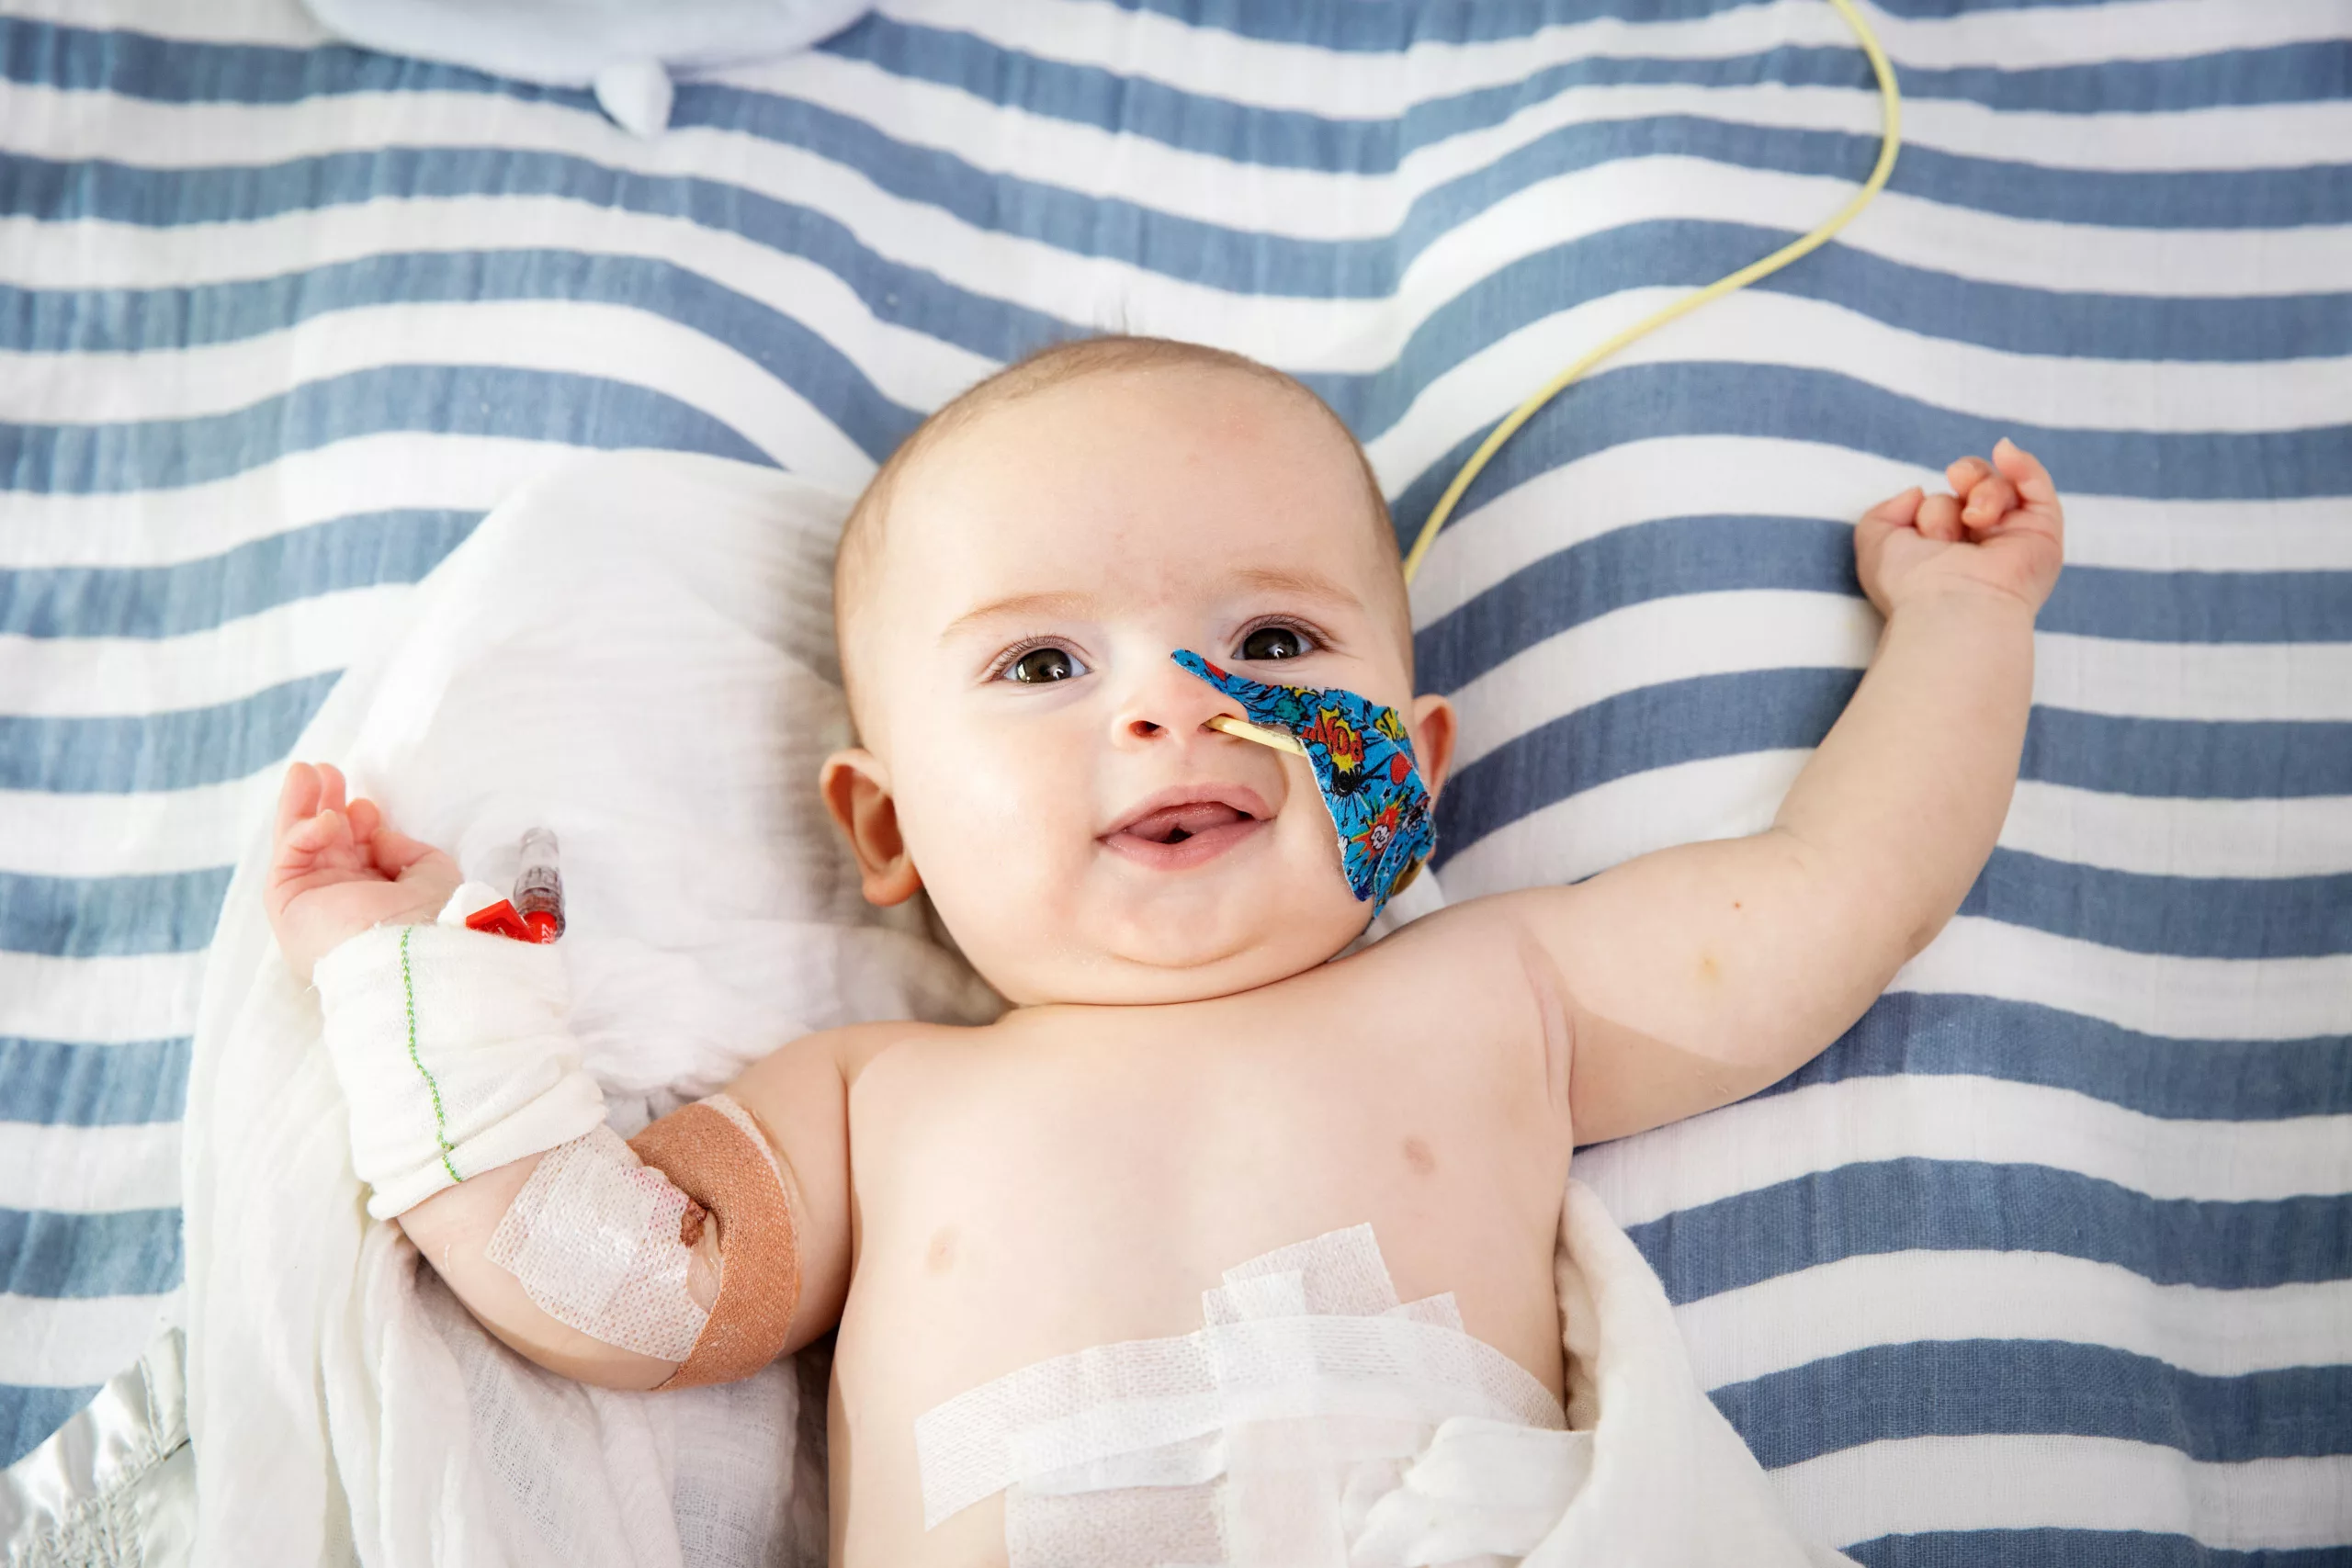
[{"xmin": 266, "ymin": 336, "xmax": 2064, "ymax": 1564}]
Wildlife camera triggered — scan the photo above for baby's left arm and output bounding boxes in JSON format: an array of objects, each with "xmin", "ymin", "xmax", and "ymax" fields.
[{"xmin": 1496, "ymin": 440, "xmax": 2064, "ymax": 1145}]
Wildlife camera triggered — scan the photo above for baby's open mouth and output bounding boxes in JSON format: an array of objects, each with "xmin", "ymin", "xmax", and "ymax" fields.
[
  {"xmin": 1126, "ymin": 802, "xmax": 1251, "ymax": 844},
  {"xmin": 1102, "ymin": 787, "xmax": 1273, "ymax": 870}
]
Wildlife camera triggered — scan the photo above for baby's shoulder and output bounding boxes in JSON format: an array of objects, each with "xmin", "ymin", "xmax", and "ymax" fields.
[
  {"xmin": 1331, "ymin": 892, "xmax": 1559, "ymax": 1009},
  {"xmin": 1260, "ymin": 894, "xmax": 1572, "ymax": 1089},
  {"xmin": 729, "ymin": 1017, "xmax": 973, "ymax": 1111},
  {"xmin": 827, "ymin": 1016, "xmax": 985, "ymax": 1081}
]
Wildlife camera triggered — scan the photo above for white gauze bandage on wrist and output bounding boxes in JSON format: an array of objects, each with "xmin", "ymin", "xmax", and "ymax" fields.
[{"xmin": 313, "ymin": 884, "xmax": 606, "ymax": 1220}]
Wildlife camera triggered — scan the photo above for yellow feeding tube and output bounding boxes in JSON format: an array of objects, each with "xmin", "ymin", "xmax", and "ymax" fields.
[{"xmin": 1397, "ymin": 0, "xmax": 1904, "ymax": 588}]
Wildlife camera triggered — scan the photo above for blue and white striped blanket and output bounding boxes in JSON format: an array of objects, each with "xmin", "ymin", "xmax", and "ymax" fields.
[{"xmin": 2, "ymin": 0, "xmax": 2346, "ymax": 1560}]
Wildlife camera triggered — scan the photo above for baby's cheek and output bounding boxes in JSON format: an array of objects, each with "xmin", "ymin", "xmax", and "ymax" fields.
[
  {"xmin": 1315, "ymin": 834, "xmax": 1378, "ymax": 925},
  {"xmin": 899, "ymin": 718, "xmax": 1055, "ymax": 845},
  {"xmin": 893, "ymin": 737, "xmax": 1088, "ymax": 961},
  {"xmin": 1261, "ymin": 793, "xmax": 1373, "ymax": 939}
]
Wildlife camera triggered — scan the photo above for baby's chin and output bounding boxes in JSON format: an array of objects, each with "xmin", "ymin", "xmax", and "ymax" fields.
[{"xmin": 964, "ymin": 893, "xmax": 1369, "ymax": 1007}]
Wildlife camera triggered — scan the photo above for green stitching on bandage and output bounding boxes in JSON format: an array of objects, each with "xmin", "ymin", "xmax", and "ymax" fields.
[{"xmin": 399, "ymin": 925, "xmax": 462, "ymax": 1187}]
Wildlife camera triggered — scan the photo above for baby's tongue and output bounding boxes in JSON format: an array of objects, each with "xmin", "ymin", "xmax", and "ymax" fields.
[{"xmin": 1125, "ymin": 801, "xmax": 1247, "ymax": 844}]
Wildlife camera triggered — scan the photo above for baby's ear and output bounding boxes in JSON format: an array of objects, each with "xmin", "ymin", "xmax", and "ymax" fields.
[
  {"xmin": 818, "ymin": 749, "xmax": 923, "ymax": 906},
  {"xmin": 1408, "ymin": 693, "xmax": 1457, "ymax": 807}
]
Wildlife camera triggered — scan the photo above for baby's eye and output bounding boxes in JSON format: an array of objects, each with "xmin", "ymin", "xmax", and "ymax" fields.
[
  {"xmin": 1238, "ymin": 625, "xmax": 1313, "ymax": 661},
  {"xmin": 1004, "ymin": 645, "xmax": 1086, "ymax": 683}
]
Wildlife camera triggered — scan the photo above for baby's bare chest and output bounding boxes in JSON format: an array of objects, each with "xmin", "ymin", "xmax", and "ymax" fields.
[{"xmin": 825, "ymin": 1018, "xmax": 1572, "ymax": 1565}]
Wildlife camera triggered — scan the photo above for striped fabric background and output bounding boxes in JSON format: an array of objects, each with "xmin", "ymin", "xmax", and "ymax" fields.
[{"xmin": 2, "ymin": 0, "xmax": 2346, "ymax": 1560}]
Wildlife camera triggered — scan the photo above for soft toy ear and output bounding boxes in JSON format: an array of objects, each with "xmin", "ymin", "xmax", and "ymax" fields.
[{"xmin": 819, "ymin": 749, "xmax": 923, "ymax": 906}]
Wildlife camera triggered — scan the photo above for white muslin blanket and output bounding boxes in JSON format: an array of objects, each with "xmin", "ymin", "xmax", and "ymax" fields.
[
  {"xmin": 181, "ymin": 450, "xmax": 1848, "ymax": 1566},
  {"xmin": 179, "ymin": 452, "xmax": 1000, "ymax": 1568}
]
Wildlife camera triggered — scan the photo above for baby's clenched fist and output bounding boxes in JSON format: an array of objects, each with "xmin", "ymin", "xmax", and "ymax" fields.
[
  {"xmin": 1854, "ymin": 438, "xmax": 2064, "ymax": 619},
  {"xmin": 266, "ymin": 761, "xmax": 460, "ymax": 983}
]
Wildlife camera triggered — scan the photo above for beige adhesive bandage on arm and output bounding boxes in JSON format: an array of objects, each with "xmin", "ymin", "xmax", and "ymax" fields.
[
  {"xmin": 628, "ymin": 1092, "xmax": 802, "ymax": 1389},
  {"xmin": 482, "ymin": 1093, "xmax": 801, "ymax": 1385}
]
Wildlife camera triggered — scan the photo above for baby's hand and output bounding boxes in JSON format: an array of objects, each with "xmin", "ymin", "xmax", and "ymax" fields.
[
  {"xmin": 266, "ymin": 761, "xmax": 460, "ymax": 983},
  {"xmin": 1855, "ymin": 438, "xmax": 2064, "ymax": 617}
]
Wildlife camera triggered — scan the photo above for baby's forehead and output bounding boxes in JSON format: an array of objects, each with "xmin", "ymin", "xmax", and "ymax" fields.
[{"xmin": 888, "ymin": 368, "xmax": 1393, "ymax": 581}]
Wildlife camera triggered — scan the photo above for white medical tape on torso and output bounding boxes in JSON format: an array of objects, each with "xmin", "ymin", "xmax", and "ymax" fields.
[{"xmin": 915, "ymin": 1224, "xmax": 1589, "ymax": 1568}]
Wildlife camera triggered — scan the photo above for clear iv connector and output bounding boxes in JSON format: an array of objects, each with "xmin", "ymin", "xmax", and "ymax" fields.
[{"xmin": 514, "ymin": 827, "xmax": 564, "ymax": 942}]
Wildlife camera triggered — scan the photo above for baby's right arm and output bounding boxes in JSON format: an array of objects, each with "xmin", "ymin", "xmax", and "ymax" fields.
[
  {"xmin": 394, "ymin": 1025, "xmax": 860, "ymax": 1390},
  {"xmin": 267, "ymin": 762, "xmax": 854, "ymax": 1392}
]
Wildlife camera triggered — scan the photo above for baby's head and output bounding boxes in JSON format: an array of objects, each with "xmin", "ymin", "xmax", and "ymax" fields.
[{"xmin": 821, "ymin": 337, "xmax": 1454, "ymax": 1007}]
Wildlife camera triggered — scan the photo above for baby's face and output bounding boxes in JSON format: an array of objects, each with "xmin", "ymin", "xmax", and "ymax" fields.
[{"xmin": 828, "ymin": 366, "xmax": 1453, "ymax": 1007}]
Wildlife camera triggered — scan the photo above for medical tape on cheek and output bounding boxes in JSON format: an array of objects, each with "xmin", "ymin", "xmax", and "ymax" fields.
[
  {"xmin": 914, "ymin": 1225, "xmax": 1568, "ymax": 1567},
  {"xmin": 484, "ymin": 1091, "xmax": 800, "ymax": 1382},
  {"xmin": 1171, "ymin": 651, "xmax": 1434, "ymax": 917}
]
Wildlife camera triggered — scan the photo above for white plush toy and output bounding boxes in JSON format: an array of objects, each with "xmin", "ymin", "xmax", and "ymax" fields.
[{"xmin": 300, "ymin": 0, "xmax": 874, "ymax": 134}]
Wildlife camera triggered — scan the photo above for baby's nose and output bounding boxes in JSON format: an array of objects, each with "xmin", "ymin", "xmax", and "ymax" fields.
[{"xmin": 1114, "ymin": 661, "xmax": 1229, "ymax": 745}]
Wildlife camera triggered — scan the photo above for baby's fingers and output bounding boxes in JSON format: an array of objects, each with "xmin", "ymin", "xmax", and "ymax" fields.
[
  {"xmin": 274, "ymin": 762, "xmax": 323, "ymax": 844},
  {"xmin": 1993, "ymin": 439, "xmax": 2063, "ymax": 523},
  {"xmin": 371, "ymin": 821, "xmax": 447, "ymax": 879},
  {"xmin": 339, "ymin": 795, "xmax": 436, "ymax": 875},
  {"xmin": 1944, "ymin": 456, "xmax": 1993, "ymax": 497},
  {"xmin": 1962, "ymin": 473, "xmax": 2019, "ymax": 531},
  {"xmin": 1860, "ymin": 486, "xmax": 1924, "ymax": 529},
  {"xmin": 1915, "ymin": 491, "xmax": 1965, "ymax": 543},
  {"xmin": 281, "ymin": 805, "xmax": 350, "ymax": 858}
]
